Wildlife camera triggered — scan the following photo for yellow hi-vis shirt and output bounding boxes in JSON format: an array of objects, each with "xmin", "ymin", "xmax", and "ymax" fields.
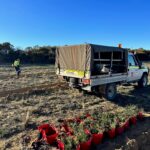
[{"xmin": 13, "ymin": 60, "xmax": 20, "ymax": 67}]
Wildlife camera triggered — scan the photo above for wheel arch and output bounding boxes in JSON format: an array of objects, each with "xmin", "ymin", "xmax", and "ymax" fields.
[{"xmin": 142, "ymin": 72, "xmax": 148, "ymax": 77}]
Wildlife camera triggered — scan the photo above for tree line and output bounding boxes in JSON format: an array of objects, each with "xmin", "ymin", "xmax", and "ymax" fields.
[
  {"xmin": 0, "ymin": 42, "xmax": 56, "ymax": 64},
  {"xmin": 130, "ymin": 48, "xmax": 150, "ymax": 61},
  {"xmin": 0, "ymin": 42, "xmax": 150, "ymax": 64}
]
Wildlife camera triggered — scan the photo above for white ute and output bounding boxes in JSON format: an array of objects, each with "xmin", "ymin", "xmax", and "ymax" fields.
[{"xmin": 56, "ymin": 44, "xmax": 149, "ymax": 100}]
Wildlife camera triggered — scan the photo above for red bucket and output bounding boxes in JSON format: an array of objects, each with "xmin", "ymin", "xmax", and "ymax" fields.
[
  {"xmin": 130, "ymin": 116, "xmax": 137, "ymax": 125},
  {"xmin": 62, "ymin": 124, "xmax": 73, "ymax": 135},
  {"xmin": 92, "ymin": 133, "xmax": 103, "ymax": 145},
  {"xmin": 116, "ymin": 126, "xmax": 124, "ymax": 135},
  {"xmin": 137, "ymin": 112, "xmax": 144, "ymax": 120},
  {"xmin": 107, "ymin": 128, "xmax": 116, "ymax": 139},
  {"xmin": 42, "ymin": 125, "xmax": 58, "ymax": 144},
  {"xmin": 123, "ymin": 120, "xmax": 129, "ymax": 130},
  {"xmin": 38, "ymin": 124, "xmax": 51, "ymax": 135},
  {"xmin": 76, "ymin": 138, "xmax": 92, "ymax": 150},
  {"xmin": 57, "ymin": 140, "xmax": 65, "ymax": 150}
]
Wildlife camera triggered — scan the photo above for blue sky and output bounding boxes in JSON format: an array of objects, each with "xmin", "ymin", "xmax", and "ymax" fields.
[{"xmin": 0, "ymin": 0, "xmax": 150, "ymax": 49}]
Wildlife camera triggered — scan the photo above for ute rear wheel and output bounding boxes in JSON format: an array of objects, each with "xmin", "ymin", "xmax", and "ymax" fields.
[
  {"xmin": 138, "ymin": 74, "xmax": 148, "ymax": 88},
  {"xmin": 99, "ymin": 83, "xmax": 117, "ymax": 100}
]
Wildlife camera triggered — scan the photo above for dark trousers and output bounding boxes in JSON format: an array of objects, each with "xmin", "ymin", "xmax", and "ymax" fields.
[{"xmin": 15, "ymin": 66, "xmax": 21, "ymax": 77}]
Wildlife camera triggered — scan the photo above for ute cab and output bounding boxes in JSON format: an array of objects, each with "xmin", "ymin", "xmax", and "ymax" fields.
[{"xmin": 127, "ymin": 53, "xmax": 149, "ymax": 87}]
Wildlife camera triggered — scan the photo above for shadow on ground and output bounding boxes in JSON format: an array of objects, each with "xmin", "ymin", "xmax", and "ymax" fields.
[
  {"xmin": 114, "ymin": 85, "xmax": 150, "ymax": 113},
  {"xmin": 94, "ymin": 117, "xmax": 150, "ymax": 150},
  {"xmin": 85, "ymin": 85, "xmax": 150, "ymax": 113}
]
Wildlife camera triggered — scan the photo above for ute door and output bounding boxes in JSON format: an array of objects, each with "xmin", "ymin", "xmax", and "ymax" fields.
[{"xmin": 127, "ymin": 54, "xmax": 143, "ymax": 82}]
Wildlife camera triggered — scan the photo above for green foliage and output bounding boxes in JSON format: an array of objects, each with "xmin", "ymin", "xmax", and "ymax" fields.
[
  {"xmin": 75, "ymin": 124, "xmax": 90, "ymax": 143},
  {"xmin": 101, "ymin": 112, "xmax": 117, "ymax": 131},
  {"xmin": 90, "ymin": 128, "xmax": 99, "ymax": 134},
  {"xmin": 62, "ymin": 136, "xmax": 74, "ymax": 150},
  {"xmin": 89, "ymin": 120, "xmax": 103, "ymax": 134},
  {"xmin": 0, "ymin": 42, "xmax": 56, "ymax": 64},
  {"xmin": 83, "ymin": 118, "xmax": 92, "ymax": 129},
  {"xmin": 1, "ymin": 42, "xmax": 150, "ymax": 64},
  {"xmin": 58, "ymin": 106, "xmax": 141, "ymax": 148},
  {"xmin": 125, "ymin": 105, "xmax": 139, "ymax": 117}
]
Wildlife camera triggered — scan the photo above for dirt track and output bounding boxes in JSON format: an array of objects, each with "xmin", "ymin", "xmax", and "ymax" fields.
[
  {"xmin": 0, "ymin": 64, "xmax": 150, "ymax": 150},
  {"xmin": 0, "ymin": 82, "xmax": 66, "ymax": 97}
]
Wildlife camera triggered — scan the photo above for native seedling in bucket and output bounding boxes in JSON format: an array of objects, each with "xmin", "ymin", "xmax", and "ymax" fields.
[
  {"xmin": 116, "ymin": 112, "xmax": 126, "ymax": 135},
  {"xmin": 126, "ymin": 105, "xmax": 138, "ymax": 125},
  {"xmin": 102, "ymin": 113, "xmax": 116, "ymax": 139},
  {"xmin": 90, "ymin": 121, "xmax": 104, "ymax": 145},
  {"xmin": 76, "ymin": 124, "xmax": 92, "ymax": 150}
]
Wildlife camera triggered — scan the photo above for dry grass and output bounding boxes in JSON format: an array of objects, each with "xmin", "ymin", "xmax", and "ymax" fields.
[{"xmin": 0, "ymin": 64, "xmax": 150, "ymax": 150}]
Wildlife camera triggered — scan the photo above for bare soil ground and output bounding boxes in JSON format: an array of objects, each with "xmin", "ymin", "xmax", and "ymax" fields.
[{"xmin": 0, "ymin": 64, "xmax": 150, "ymax": 150}]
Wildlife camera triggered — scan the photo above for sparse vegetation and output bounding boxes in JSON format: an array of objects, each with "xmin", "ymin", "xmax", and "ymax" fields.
[{"xmin": 0, "ymin": 64, "xmax": 150, "ymax": 149}]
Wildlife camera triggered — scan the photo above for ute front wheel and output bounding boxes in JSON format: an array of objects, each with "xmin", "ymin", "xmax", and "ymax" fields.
[{"xmin": 138, "ymin": 74, "xmax": 148, "ymax": 88}]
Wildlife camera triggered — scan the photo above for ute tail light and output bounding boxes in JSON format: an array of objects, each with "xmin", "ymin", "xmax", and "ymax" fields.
[{"xmin": 82, "ymin": 79, "xmax": 91, "ymax": 85}]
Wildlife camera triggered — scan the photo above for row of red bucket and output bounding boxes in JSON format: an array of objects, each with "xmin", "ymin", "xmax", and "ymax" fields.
[{"xmin": 33, "ymin": 112, "xmax": 144, "ymax": 150}]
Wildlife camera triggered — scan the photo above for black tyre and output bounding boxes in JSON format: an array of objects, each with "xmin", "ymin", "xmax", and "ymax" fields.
[
  {"xmin": 99, "ymin": 83, "xmax": 117, "ymax": 100},
  {"xmin": 138, "ymin": 74, "xmax": 148, "ymax": 88}
]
